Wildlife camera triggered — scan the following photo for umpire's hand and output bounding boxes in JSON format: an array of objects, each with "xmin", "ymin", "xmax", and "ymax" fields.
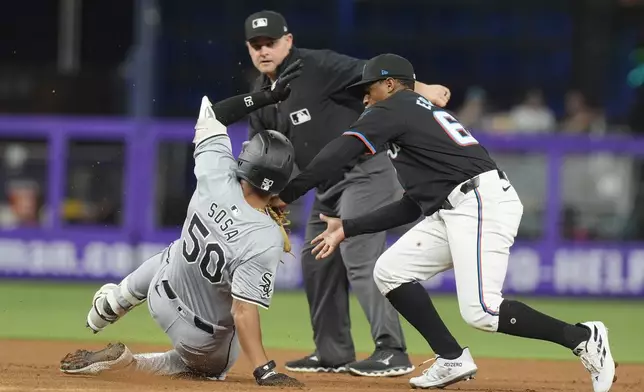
[{"xmin": 268, "ymin": 59, "xmax": 303, "ymax": 103}]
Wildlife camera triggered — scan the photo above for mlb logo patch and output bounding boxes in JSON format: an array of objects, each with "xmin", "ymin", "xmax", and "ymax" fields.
[
  {"xmin": 261, "ymin": 178, "xmax": 274, "ymax": 191},
  {"xmin": 290, "ymin": 108, "xmax": 311, "ymax": 125},
  {"xmin": 252, "ymin": 18, "xmax": 268, "ymax": 28},
  {"xmin": 230, "ymin": 205, "xmax": 241, "ymax": 216}
]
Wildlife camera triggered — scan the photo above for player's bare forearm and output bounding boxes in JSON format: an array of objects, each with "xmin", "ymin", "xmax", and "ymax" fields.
[
  {"xmin": 231, "ymin": 299, "xmax": 269, "ymax": 369},
  {"xmin": 414, "ymin": 82, "xmax": 451, "ymax": 107}
]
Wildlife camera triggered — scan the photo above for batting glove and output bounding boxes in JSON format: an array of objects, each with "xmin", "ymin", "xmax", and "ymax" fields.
[
  {"xmin": 253, "ymin": 360, "xmax": 304, "ymax": 387},
  {"xmin": 193, "ymin": 95, "xmax": 227, "ymax": 145}
]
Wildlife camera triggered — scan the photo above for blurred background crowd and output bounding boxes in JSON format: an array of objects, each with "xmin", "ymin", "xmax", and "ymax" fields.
[{"xmin": 1, "ymin": 0, "xmax": 644, "ymax": 242}]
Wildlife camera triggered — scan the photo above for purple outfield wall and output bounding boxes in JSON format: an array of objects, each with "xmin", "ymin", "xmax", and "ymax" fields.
[{"xmin": 0, "ymin": 115, "xmax": 643, "ymax": 297}]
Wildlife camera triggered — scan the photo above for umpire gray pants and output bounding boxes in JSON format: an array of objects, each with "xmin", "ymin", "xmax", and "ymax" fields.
[{"xmin": 302, "ymin": 152, "xmax": 406, "ymax": 365}]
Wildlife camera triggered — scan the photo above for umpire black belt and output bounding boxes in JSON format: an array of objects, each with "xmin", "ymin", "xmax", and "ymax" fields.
[
  {"xmin": 161, "ymin": 279, "xmax": 215, "ymax": 335},
  {"xmin": 441, "ymin": 169, "xmax": 507, "ymax": 211}
]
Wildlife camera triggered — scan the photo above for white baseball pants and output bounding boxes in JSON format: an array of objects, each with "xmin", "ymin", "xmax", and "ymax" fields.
[{"xmin": 373, "ymin": 169, "xmax": 523, "ymax": 332}]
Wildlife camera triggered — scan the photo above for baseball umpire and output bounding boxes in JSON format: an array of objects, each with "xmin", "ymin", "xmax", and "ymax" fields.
[
  {"xmin": 243, "ymin": 10, "xmax": 452, "ymax": 377},
  {"xmin": 277, "ymin": 53, "xmax": 616, "ymax": 392}
]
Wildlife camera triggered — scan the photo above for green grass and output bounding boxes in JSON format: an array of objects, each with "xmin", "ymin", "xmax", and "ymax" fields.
[{"xmin": 0, "ymin": 281, "xmax": 641, "ymax": 363}]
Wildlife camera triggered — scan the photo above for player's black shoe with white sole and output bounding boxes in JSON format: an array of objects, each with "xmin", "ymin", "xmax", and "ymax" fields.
[
  {"xmin": 284, "ymin": 353, "xmax": 349, "ymax": 373},
  {"xmin": 60, "ymin": 342, "xmax": 134, "ymax": 375},
  {"xmin": 347, "ymin": 347, "xmax": 414, "ymax": 377}
]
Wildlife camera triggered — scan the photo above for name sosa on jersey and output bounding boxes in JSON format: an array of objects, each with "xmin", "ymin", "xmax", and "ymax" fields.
[{"xmin": 206, "ymin": 202, "xmax": 239, "ymax": 241}]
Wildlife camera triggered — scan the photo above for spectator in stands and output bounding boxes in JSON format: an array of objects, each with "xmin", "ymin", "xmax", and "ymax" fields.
[
  {"xmin": 559, "ymin": 90, "xmax": 630, "ymax": 241},
  {"xmin": 456, "ymin": 86, "xmax": 489, "ymax": 130},
  {"xmin": 508, "ymin": 89, "xmax": 556, "ymax": 133},
  {"xmin": 560, "ymin": 90, "xmax": 606, "ymax": 134}
]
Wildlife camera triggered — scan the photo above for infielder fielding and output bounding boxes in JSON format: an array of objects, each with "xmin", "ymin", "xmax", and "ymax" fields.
[
  {"xmin": 277, "ymin": 53, "xmax": 616, "ymax": 392},
  {"xmin": 59, "ymin": 61, "xmax": 306, "ymax": 387},
  {"xmin": 244, "ymin": 9, "xmax": 450, "ymax": 377}
]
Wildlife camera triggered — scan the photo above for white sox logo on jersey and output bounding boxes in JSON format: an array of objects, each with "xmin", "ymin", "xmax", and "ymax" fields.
[{"xmin": 259, "ymin": 272, "xmax": 273, "ymax": 299}]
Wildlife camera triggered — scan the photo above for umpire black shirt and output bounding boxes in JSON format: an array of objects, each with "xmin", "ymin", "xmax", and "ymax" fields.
[{"xmin": 248, "ymin": 47, "xmax": 368, "ymax": 190}]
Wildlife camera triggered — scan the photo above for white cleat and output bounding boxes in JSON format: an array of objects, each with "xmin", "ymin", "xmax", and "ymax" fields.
[
  {"xmin": 574, "ymin": 322, "xmax": 617, "ymax": 392},
  {"xmin": 409, "ymin": 348, "xmax": 477, "ymax": 389},
  {"xmin": 86, "ymin": 283, "xmax": 119, "ymax": 333},
  {"xmin": 60, "ymin": 342, "xmax": 134, "ymax": 375}
]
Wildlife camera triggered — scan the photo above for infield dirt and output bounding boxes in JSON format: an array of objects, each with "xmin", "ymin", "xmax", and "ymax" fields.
[{"xmin": 0, "ymin": 339, "xmax": 641, "ymax": 392}]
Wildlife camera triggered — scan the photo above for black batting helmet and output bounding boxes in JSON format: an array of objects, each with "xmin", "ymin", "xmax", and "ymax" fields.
[{"xmin": 236, "ymin": 130, "xmax": 294, "ymax": 194}]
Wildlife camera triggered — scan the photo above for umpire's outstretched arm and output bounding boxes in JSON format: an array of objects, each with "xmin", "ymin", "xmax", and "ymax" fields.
[
  {"xmin": 212, "ymin": 59, "xmax": 303, "ymax": 126},
  {"xmin": 211, "ymin": 90, "xmax": 280, "ymax": 126}
]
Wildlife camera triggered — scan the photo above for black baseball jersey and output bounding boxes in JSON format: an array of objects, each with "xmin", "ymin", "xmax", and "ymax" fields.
[
  {"xmin": 345, "ymin": 89, "xmax": 497, "ymax": 215},
  {"xmin": 248, "ymin": 47, "xmax": 369, "ymax": 190}
]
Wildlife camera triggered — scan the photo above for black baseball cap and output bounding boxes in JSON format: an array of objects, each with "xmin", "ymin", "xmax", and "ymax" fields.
[
  {"xmin": 347, "ymin": 53, "xmax": 416, "ymax": 93},
  {"xmin": 245, "ymin": 10, "xmax": 289, "ymax": 41}
]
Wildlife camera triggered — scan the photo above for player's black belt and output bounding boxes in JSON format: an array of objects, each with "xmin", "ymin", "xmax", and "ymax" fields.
[
  {"xmin": 160, "ymin": 279, "xmax": 215, "ymax": 335},
  {"xmin": 441, "ymin": 169, "xmax": 507, "ymax": 210}
]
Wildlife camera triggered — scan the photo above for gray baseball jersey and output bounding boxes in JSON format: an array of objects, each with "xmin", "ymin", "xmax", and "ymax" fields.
[{"xmin": 164, "ymin": 135, "xmax": 284, "ymax": 327}]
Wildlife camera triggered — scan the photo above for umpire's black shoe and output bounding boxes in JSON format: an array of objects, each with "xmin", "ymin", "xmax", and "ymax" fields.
[
  {"xmin": 285, "ymin": 353, "xmax": 350, "ymax": 373},
  {"xmin": 347, "ymin": 347, "xmax": 414, "ymax": 377}
]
